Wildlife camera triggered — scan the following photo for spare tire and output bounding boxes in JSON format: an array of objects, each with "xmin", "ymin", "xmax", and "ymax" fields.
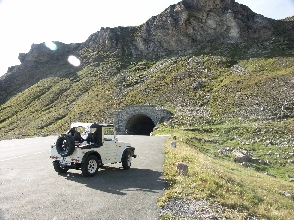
[{"xmin": 56, "ymin": 134, "xmax": 75, "ymax": 157}]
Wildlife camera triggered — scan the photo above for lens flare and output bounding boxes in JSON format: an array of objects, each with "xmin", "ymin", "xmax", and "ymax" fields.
[
  {"xmin": 45, "ymin": 41, "xmax": 57, "ymax": 50},
  {"xmin": 68, "ymin": 55, "xmax": 81, "ymax": 67}
]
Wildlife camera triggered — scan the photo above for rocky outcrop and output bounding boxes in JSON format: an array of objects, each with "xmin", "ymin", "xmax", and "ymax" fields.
[
  {"xmin": 0, "ymin": 42, "xmax": 81, "ymax": 103},
  {"xmin": 82, "ymin": 0, "xmax": 275, "ymax": 58},
  {"xmin": 18, "ymin": 42, "xmax": 80, "ymax": 66},
  {"xmin": 3, "ymin": 0, "xmax": 290, "ymax": 75}
]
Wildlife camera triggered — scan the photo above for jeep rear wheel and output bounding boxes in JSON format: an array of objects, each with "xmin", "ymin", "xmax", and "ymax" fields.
[
  {"xmin": 81, "ymin": 155, "xmax": 99, "ymax": 177},
  {"xmin": 53, "ymin": 161, "xmax": 69, "ymax": 173},
  {"xmin": 56, "ymin": 134, "xmax": 75, "ymax": 157},
  {"xmin": 122, "ymin": 151, "xmax": 132, "ymax": 170}
]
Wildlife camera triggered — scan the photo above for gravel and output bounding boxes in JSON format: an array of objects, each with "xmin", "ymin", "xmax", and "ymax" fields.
[{"xmin": 160, "ymin": 199, "xmax": 259, "ymax": 219}]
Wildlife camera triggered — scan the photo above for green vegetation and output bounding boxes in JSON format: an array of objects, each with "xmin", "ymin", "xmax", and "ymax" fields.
[{"xmin": 155, "ymin": 119, "xmax": 294, "ymax": 219}]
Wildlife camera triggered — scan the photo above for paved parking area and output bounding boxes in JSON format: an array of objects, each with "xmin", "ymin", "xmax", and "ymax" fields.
[{"xmin": 0, "ymin": 135, "xmax": 167, "ymax": 220}]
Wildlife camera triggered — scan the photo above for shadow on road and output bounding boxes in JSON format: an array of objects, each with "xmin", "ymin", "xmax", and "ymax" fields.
[
  {"xmin": 62, "ymin": 166, "xmax": 167, "ymax": 196},
  {"xmin": 0, "ymin": 208, "xmax": 4, "ymax": 220}
]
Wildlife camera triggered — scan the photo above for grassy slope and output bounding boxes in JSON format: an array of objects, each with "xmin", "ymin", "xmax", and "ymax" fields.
[
  {"xmin": 155, "ymin": 122, "xmax": 294, "ymax": 219},
  {"xmin": 1, "ymin": 52, "xmax": 294, "ymax": 138},
  {"xmin": 1, "ymin": 34, "xmax": 294, "ymax": 137}
]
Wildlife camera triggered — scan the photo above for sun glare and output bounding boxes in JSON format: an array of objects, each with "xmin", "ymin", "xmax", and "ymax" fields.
[
  {"xmin": 45, "ymin": 41, "xmax": 57, "ymax": 50},
  {"xmin": 68, "ymin": 55, "xmax": 81, "ymax": 67}
]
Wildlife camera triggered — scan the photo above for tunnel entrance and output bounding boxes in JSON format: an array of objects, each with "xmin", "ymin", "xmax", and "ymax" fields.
[
  {"xmin": 126, "ymin": 114, "xmax": 155, "ymax": 136},
  {"xmin": 114, "ymin": 105, "xmax": 172, "ymax": 135}
]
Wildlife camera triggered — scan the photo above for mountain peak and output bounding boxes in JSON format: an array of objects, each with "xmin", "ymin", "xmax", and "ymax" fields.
[{"xmin": 81, "ymin": 0, "xmax": 274, "ymax": 59}]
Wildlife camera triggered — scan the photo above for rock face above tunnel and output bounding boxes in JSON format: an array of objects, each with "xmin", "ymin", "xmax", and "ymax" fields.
[
  {"xmin": 81, "ymin": 0, "xmax": 274, "ymax": 58},
  {"xmin": 114, "ymin": 105, "xmax": 172, "ymax": 135}
]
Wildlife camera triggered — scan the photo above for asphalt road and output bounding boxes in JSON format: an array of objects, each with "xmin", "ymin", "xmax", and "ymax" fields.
[{"xmin": 0, "ymin": 135, "xmax": 167, "ymax": 220}]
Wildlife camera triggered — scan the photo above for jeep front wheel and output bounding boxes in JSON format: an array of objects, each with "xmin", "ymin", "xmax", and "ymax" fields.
[
  {"xmin": 81, "ymin": 155, "xmax": 99, "ymax": 177},
  {"xmin": 53, "ymin": 161, "xmax": 69, "ymax": 173},
  {"xmin": 122, "ymin": 151, "xmax": 132, "ymax": 170}
]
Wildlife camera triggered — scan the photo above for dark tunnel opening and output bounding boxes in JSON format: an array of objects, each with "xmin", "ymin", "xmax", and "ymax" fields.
[{"xmin": 126, "ymin": 114, "xmax": 155, "ymax": 136}]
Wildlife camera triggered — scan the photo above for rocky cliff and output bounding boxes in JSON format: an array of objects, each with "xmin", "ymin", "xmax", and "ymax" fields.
[
  {"xmin": 2, "ymin": 0, "xmax": 292, "ymax": 76},
  {"xmin": 81, "ymin": 0, "xmax": 277, "ymax": 58}
]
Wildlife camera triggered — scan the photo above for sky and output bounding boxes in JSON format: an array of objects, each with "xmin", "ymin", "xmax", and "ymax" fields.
[{"xmin": 0, "ymin": 0, "xmax": 294, "ymax": 77}]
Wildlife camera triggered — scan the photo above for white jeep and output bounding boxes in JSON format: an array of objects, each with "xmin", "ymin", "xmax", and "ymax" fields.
[{"xmin": 50, "ymin": 122, "xmax": 136, "ymax": 177}]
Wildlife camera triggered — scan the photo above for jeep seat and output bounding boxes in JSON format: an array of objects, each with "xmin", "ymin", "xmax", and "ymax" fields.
[{"xmin": 74, "ymin": 131, "xmax": 83, "ymax": 144}]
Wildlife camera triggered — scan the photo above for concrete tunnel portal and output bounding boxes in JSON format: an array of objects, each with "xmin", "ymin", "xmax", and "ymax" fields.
[
  {"xmin": 126, "ymin": 114, "xmax": 155, "ymax": 136},
  {"xmin": 114, "ymin": 105, "xmax": 172, "ymax": 135}
]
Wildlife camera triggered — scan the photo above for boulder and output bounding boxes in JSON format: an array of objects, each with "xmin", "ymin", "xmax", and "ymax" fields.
[
  {"xmin": 177, "ymin": 162, "xmax": 189, "ymax": 176},
  {"xmin": 232, "ymin": 150, "xmax": 250, "ymax": 163}
]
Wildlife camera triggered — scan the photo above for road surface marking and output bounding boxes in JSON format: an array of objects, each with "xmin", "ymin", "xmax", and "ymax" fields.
[{"xmin": 0, "ymin": 151, "xmax": 49, "ymax": 162}]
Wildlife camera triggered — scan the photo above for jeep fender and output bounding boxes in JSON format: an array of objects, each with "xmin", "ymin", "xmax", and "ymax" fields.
[
  {"xmin": 81, "ymin": 151, "xmax": 102, "ymax": 165},
  {"xmin": 120, "ymin": 146, "xmax": 136, "ymax": 161}
]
